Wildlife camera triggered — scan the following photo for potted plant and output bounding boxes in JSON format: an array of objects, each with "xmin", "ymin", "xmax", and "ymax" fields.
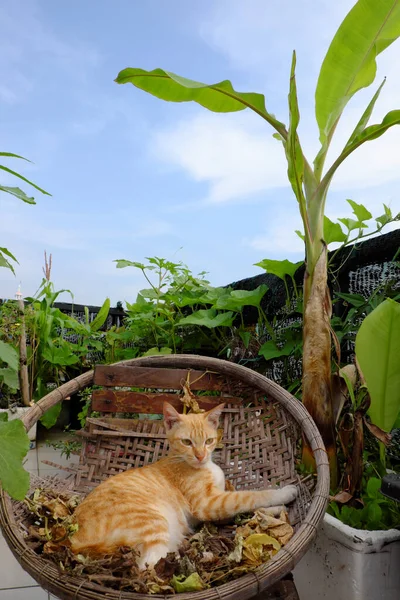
[
  {"xmin": 294, "ymin": 298, "xmax": 400, "ymax": 600},
  {"xmin": 0, "ymin": 150, "xmax": 49, "ymax": 499}
]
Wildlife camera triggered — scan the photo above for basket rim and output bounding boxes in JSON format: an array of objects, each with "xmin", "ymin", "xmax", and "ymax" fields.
[{"xmin": 0, "ymin": 354, "xmax": 330, "ymax": 600}]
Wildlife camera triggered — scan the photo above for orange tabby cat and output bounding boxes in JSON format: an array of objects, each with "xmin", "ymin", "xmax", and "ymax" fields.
[{"xmin": 71, "ymin": 402, "xmax": 298, "ymax": 569}]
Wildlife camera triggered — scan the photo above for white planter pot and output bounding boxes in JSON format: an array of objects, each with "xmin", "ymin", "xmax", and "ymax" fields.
[
  {"xmin": 294, "ymin": 513, "xmax": 400, "ymax": 600},
  {"xmin": 0, "ymin": 406, "xmax": 36, "ymax": 447}
]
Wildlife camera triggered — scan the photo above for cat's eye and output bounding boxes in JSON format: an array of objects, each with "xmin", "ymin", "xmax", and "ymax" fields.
[
  {"xmin": 181, "ymin": 438, "xmax": 192, "ymax": 446},
  {"xmin": 205, "ymin": 438, "xmax": 215, "ymax": 445}
]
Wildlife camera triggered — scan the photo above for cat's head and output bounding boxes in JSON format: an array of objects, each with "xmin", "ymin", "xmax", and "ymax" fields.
[{"xmin": 163, "ymin": 402, "xmax": 224, "ymax": 468}]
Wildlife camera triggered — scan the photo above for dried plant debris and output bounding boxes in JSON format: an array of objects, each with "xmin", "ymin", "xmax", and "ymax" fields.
[{"xmin": 24, "ymin": 489, "xmax": 294, "ymax": 594}]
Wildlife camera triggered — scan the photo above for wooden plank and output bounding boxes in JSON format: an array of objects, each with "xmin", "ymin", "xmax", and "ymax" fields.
[
  {"xmin": 91, "ymin": 390, "xmax": 241, "ymax": 413},
  {"xmin": 93, "ymin": 365, "xmax": 224, "ymax": 390}
]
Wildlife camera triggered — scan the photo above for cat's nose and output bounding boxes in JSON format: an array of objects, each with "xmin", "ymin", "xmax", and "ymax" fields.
[{"xmin": 195, "ymin": 452, "xmax": 206, "ymax": 462}]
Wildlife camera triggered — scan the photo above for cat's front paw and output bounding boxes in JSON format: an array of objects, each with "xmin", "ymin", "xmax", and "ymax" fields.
[{"xmin": 275, "ymin": 484, "xmax": 298, "ymax": 506}]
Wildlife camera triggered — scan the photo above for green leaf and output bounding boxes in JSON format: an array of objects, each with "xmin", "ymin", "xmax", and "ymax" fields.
[
  {"xmin": 0, "ymin": 368, "xmax": 19, "ymax": 390},
  {"xmin": 0, "ymin": 418, "xmax": 30, "ymax": 500},
  {"xmin": 295, "ymin": 229, "xmax": 305, "ymax": 242},
  {"xmin": 323, "ymin": 110, "xmax": 400, "ymax": 185},
  {"xmin": 324, "ymin": 216, "xmax": 347, "ymax": 245},
  {"xmin": 141, "ymin": 347, "xmax": 172, "ymax": 356},
  {"xmin": 114, "ymin": 259, "xmax": 146, "ymax": 269},
  {"xmin": 285, "ymin": 51, "xmax": 306, "ymax": 205},
  {"xmin": 89, "ymin": 298, "xmax": 110, "ymax": 332},
  {"xmin": 0, "ymin": 152, "xmax": 31, "ymax": 161},
  {"xmin": 254, "ymin": 258, "xmax": 303, "ymax": 280},
  {"xmin": 335, "ymin": 292, "xmax": 367, "ymax": 308},
  {"xmin": 338, "ymin": 218, "xmax": 368, "ymax": 232},
  {"xmin": 115, "ymin": 68, "xmax": 287, "ymax": 136},
  {"xmin": 315, "ymin": 0, "xmax": 400, "ymax": 146},
  {"xmin": 367, "ymin": 501, "xmax": 382, "ymax": 525},
  {"xmin": 347, "ymin": 199, "xmax": 373, "ymax": 222},
  {"xmin": 239, "ymin": 330, "xmax": 252, "ymax": 349},
  {"xmin": 0, "ymin": 185, "xmax": 36, "ymax": 204},
  {"xmin": 0, "ymin": 164, "xmax": 50, "ymax": 195},
  {"xmin": 0, "ymin": 340, "xmax": 19, "ymax": 370},
  {"xmin": 42, "ymin": 345, "xmax": 80, "ymax": 366},
  {"xmin": 366, "ymin": 477, "xmax": 381, "ymax": 499},
  {"xmin": 355, "ymin": 299, "xmax": 400, "ymax": 432},
  {"xmin": 179, "ymin": 308, "xmax": 234, "ymax": 328},
  {"xmin": 344, "ymin": 79, "xmax": 386, "ymax": 149},
  {"xmin": 40, "ymin": 404, "xmax": 62, "ymax": 429},
  {"xmin": 0, "ymin": 247, "xmax": 18, "ymax": 263},
  {"xmin": 376, "ymin": 204, "xmax": 393, "ymax": 228},
  {"xmin": 171, "ymin": 573, "xmax": 205, "ymax": 593},
  {"xmin": 215, "ymin": 285, "xmax": 268, "ymax": 310},
  {"xmin": 259, "ymin": 339, "xmax": 297, "ymax": 361}
]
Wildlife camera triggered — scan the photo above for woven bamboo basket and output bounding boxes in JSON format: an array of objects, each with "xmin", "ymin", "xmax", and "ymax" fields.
[{"xmin": 0, "ymin": 355, "xmax": 329, "ymax": 600}]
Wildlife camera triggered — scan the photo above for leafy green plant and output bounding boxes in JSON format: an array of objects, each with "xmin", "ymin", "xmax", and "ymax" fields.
[
  {"xmin": 114, "ymin": 256, "xmax": 271, "ymax": 359},
  {"xmin": 0, "ymin": 152, "xmax": 49, "ymax": 500},
  {"xmin": 115, "ymin": 0, "xmax": 400, "ymax": 486},
  {"xmin": 329, "ymin": 476, "xmax": 400, "ymax": 531},
  {"xmin": 0, "ymin": 412, "xmax": 30, "ymax": 500}
]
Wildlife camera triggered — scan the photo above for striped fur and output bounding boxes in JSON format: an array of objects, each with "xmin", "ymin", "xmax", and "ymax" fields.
[{"xmin": 71, "ymin": 402, "xmax": 298, "ymax": 569}]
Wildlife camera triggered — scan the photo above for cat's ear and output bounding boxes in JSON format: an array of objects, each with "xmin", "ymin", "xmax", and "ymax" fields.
[
  {"xmin": 163, "ymin": 402, "xmax": 182, "ymax": 431},
  {"xmin": 205, "ymin": 403, "xmax": 225, "ymax": 428}
]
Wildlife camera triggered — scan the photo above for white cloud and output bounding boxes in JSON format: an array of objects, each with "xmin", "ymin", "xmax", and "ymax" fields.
[
  {"xmin": 153, "ymin": 112, "xmax": 288, "ymax": 203},
  {"xmin": 243, "ymin": 209, "xmax": 304, "ymax": 256}
]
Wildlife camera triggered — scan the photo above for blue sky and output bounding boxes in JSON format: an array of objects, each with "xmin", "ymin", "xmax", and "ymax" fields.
[{"xmin": 1, "ymin": 0, "xmax": 400, "ymax": 305}]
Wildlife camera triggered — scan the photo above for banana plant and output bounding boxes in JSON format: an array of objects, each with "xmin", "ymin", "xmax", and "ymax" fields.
[{"xmin": 115, "ymin": 0, "xmax": 400, "ymax": 485}]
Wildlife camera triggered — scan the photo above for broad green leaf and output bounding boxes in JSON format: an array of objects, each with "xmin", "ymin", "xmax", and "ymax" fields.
[
  {"xmin": 338, "ymin": 218, "xmax": 368, "ymax": 232},
  {"xmin": 0, "ymin": 340, "xmax": 19, "ymax": 370},
  {"xmin": 89, "ymin": 298, "xmax": 110, "ymax": 332},
  {"xmin": 216, "ymin": 285, "xmax": 268, "ymax": 310},
  {"xmin": 344, "ymin": 79, "xmax": 386, "ymax": 149},
  {"xmin": 0, "ymin": 368, "xmax": 19, "ymax": 390},
  {"xmin": 322, "ymin": 112, "xmax": 400, "ymax": 189},
  {"xmin": 324, "ymin": 216, "xmax": 347, "ymax": 245},
  {"xmin": 114, "ymin": 259, "xmax": 146, "ymax": 269},
  {"xmin": 0, "ymin": 164, "xmax": 50, "ymax": 195},
  {"xmin": 259, "ymin": 339, "xmax": 297, "ymax": 361},
  {"xmin": 335, "ymin": 292, "xmax": 367, "ymax": 308},
  {"xmin": 350, "ymin": 109, "xmax": 400, "ymax": 147},
  {"xmin": 0, "ymin": 417, "xmax": 30, "ymax": 500},
  {"xmin": 141, "ymin": 347, "xmax": 172, "ymax": 356},
  {"xmin": 179, "ymin": 308, "xmax": 234, "ymax": 328},
  {"xmin": 40, "ymin": 403, "xmax": 62, "ymax": 429},
  {"xmin": 0, "ymin": 185, "xmax": 35, "ymax": 204},
  {"xmin": 367, "ymin": 501, "xmax": 382, "ymax": 524},
  {"xmin": 355, "ymin": 299, "xmax": 400, "ymax": 432},
  {"xmin": 254, "ymin": 258, "xmax": 303, "ymax": 280},
  {"xmin": 115, "ymin": 68, "xmax": 287, "ymax": 136},
  {"xmin": 366, "ymin": 477, "xmax": 381, "ymax": 499},
  {"xmin": 347, "ymin": 199, "xmax": 373, "ymax": 222},
  {"xmin": 42, "ymin": 345, "xmax": 80, "ymax": 366},
  {"xmin": 315, "ymin": 0, "xmax": 400, "ymax": 145},
  {"xmin": 171, "ymin": 573, "xmax": 205, "ymax": 593},
  {"xmin": 285, "ymin": 51, "xmax": 306, "ymax": 206},
  {"xmin": 376, "ymin": 204, "xmax": 393, "ymax": 227}
]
